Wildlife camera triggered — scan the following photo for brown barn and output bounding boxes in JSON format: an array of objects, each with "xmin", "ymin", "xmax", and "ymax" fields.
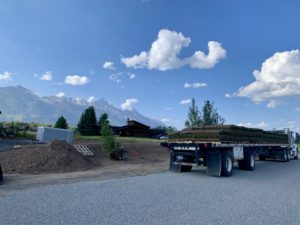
[{"xmin": 117, "ymin": 120, "xmax": 151, "ymax": 137}]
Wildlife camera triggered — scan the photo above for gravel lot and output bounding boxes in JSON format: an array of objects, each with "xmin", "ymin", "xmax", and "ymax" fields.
[{"xmin": 1, "ymin": 160, "xmax": 300, "ymax": 225}]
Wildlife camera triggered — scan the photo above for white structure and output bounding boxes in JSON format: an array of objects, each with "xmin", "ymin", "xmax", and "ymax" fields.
[{"xmin": 36, "ymin": 127, "xmax": 73, "ymax": 143}]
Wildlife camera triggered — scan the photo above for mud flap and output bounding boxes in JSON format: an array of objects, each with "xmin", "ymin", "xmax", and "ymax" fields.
[{"xmin": 206, "ymin": 152, "xmax": 221, "ymax": 176}]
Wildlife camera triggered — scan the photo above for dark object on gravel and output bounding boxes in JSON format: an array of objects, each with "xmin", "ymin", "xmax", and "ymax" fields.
[
  {"xmin": 109, "ymin": 147, "xmax": 128, "ymax": 160},
  {"xmin": 0, "ymin": 163, "xmax": 3, "ymax": 184},
  {"xmin": 160, "ymin": 142, "xmax": 169, "ymax": 148}
]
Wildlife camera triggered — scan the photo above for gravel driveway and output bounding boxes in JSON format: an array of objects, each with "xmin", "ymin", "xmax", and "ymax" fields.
[{"xmin": 1, "ymin": 160, "xmax": 300, "ymax": 225}]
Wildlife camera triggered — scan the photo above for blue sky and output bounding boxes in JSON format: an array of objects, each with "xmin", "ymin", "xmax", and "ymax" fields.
[{"xmin": 1, "ymin": 0, "xmax": 300, "ymax": 131}]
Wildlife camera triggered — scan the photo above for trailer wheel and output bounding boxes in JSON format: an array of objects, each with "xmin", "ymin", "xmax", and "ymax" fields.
[
  {"xmin": 294, "ymin": 149, "xmax": 299, "ymax": 160},
  {"xmin": 221, "ymin": 152, "xmax": 233, "ymax": 177},
  {"xmin": 239, "ymin": 151, "xmax": 255, "ymax": 171},
  {"xmin": 281, "ymin": 149, "xmax": 289, "ymax": 162}
]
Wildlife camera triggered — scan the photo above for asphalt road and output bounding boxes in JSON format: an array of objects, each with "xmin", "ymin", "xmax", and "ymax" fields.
[{"xmin": 1, "ymin": 160, "xmax": 300, "ymax": 225}]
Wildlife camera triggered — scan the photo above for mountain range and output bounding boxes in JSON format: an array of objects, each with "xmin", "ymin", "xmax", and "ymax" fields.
[{"xmin": 0, "ymin": 85, "xmax": 163, "ymax": 128}]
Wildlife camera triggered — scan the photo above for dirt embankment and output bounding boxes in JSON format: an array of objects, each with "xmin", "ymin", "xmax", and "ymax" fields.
[{"xmin": 0, "ymin": 140, "xmax": 170, "ymax": 175}]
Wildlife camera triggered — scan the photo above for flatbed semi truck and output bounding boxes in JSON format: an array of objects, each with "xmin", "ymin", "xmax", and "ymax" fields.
[{"xmin": 167, "ymin": 125, "xmax": 299, "ymax": 177}]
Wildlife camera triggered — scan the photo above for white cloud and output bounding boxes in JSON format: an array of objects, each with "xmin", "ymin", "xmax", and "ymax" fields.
[
  {"xmin": 103, "ymin": 61, "xmax": 115, "ymax": 70},
  {"xmin": 184, "ymin": 82, "xmax": 207, "ymax": 88},
  {"xmin": 187, "ymin": 41, "xmax": 226, "ymax": 69},
  {"xmin": 0, "ymin": 71, "xmax": 12, "ymax": 81},
  {"xmin": 164, "ymin": 107, "xmax": 173, "ymax": 111},
  {"xmin": 40, "ymin": 71, "xmax": 53, "ymax": 81},
  {"xmin": 121, "ymin": 29, "xmax": 226, "ymax": 71},
  {"xmin": 237, "ymin": 122, "xmax": 269, "ymax": 129},
  {"xmin": 295, "ymin": 108, "xmax": 300, "ymax": 112},
  {"xmin": 87, "ymin": 96, "xmax": 95, "ymax": 103},
  {"xmin": 225, "ymin": 93, "xmax": 231, "ymax": 98},
  {"xmin": 55, "ymin": 92, "xmax": 65, "ymax": 97},
  {"xmin": 33, "ymin": 74, "xmax": 38, "ymax": 78},
  {"xmin": 121, "ymin": 98, "xmax": 138, "ymax": 111},
  {"xmin": 65, "ymin": 75, "xmax": 90, "ymax": 85},
  {"xmin": 109, "ymin": 72, "xmax": 123, "ymax": 83},
  {"xmin": 234, "ymin": 49, "xmax": 300, "ymax": 107},
  {"xmin": 161, "ymin": 118, "xmax": 171, "ymax": 123},
  {"xmin": 127, "ymin": 72, "xmax": 136, "ymax": 79},
  {"xmin": 180, "ymin": 99, "xmax": 191, "ymax": 105}
]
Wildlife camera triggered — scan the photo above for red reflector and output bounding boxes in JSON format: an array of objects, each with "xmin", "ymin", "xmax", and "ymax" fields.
[{"xmin": 204, "ymin": 144, "xmax": 208, "ymax": 149}]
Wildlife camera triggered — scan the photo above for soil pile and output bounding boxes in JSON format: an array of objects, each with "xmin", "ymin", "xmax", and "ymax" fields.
[
  {"xmin": 0, "ymin": 140, "xmax": 169, "ymax": 175},
  {"xmin": 0, "ymin": 140, "xmax": 94, "ymax": 174}
]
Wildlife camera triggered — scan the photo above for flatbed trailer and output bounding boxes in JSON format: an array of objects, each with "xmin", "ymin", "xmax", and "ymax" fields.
[{"xmin": 168, "ymin": 126, "xmax": 299, "ymax": 177}]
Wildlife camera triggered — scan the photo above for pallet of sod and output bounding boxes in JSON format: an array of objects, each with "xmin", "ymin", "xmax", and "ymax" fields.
[{"xmin": 169, "ymin": 125, "xmax": 288, "ymax": 144}]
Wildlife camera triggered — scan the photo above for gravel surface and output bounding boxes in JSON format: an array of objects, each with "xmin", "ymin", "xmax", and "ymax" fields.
[{"xmin": 1, "ymin": 160, "xmax": 300, "ymax": 225}]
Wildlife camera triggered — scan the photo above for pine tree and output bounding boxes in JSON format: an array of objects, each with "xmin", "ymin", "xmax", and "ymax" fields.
[
  {"xmin": 99, "ymin": 113, "xmax": 109, "ymax": 126},
  {"xmin": 99, "ymin": 113, "xmax": 110, "ymax": 135},
  {"xmin": 77, "ymin": 106, "xmax": 98, "ymax": 135},
  {"xmin": 201, "ymin": 100, "xmax": 225, "ymax": 125},
  {"xmin": 101, "ymin": 121, "xmax": 118, "ymax": 153},
  {"xmin": 54, "ymin": 116, "xmax": 68, "ymax": 129},
  {"xmin": 185, "ymin": 98, "xmax": 201, "ymax": 128}
]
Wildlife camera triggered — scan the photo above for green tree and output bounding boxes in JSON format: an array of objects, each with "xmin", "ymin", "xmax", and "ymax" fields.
[
  {"xmin": 185, "ymin": 98, "xmax": 201, "ymax": 128},
  {"xmin": 101, "ymin": 122, "xmax": 118, "ymax": 154},
  {"xmin": 99, "ymin": 113, "xmax": 110, "ymax": 135},
  {"xmin": 154, "ymin": 126, "xmax": 177, "ymax": 134},
  {"xmin": 54, "ymin": 116, "xmax": 68, "ymax": 129},
  {"xmin": 77, "ymin": 106, "xmax": 98, "ymax": 135},
  {"xmin": 201, "ymin": 100, "xmax": 225, "ymax": 125},
  {"xmin": 99, "ymin": 113, "xmax": 109, "ymax": 126}
]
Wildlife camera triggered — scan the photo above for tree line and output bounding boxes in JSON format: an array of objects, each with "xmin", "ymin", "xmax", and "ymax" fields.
[{"xmin": 185, "ymin": 98, "xmax": 225, "ymax": 128}]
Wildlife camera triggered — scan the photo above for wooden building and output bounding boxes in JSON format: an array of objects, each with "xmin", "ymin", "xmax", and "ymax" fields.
[{"xmin": 117, "ymin": 120, "xmax": 151, "ymax": 137}]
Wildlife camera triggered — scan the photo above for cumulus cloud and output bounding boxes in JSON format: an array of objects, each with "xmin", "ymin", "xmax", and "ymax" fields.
[
  {"xmin": 233, "ymin": 49, "xmax": 300, "ymax": 107},
  {"xmin": 40, "ymin": 71, "xmax": 53, "ymax": 81},
  {"xmin": 0, "ymin": 71, "xmax": 12, "ymax": 81},
  {"xmin": 65, "ymin": 75, "xmax": 90, "ymax": 85},
  {"xmin": 121, "ymin": 98, "xmax": 138, "ymax": 111},
  {"xmin": 87, "ymin": 96, "xmax": 95, "ymax": 103},
  {"xmin": 103, "ymin": 61, "xmax": 115, "ymax": 70},
  {"xmin": 55, "ymin": 92, "xmax": 65, "ymax": 97},
  {"xmin": 109, "ymin": 72, "xmax": 123, "ymax": 83},
  {"xmin": 180, "ymin": 99, "xmax": 191, "ymax": 105},
  {"xmin": 237, "ymin": 122, "xmax": 269, "ymax": 129},
  {"xmin": 121, "ymin": 29, "xmax": 226, "ymax": 71},
  {"xmin": 184, "ymin": 82, "xmax": 207, "ymax": 88}
]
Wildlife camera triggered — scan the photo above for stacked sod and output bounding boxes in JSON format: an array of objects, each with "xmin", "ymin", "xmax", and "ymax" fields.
[{"xmin": 169, "ymin": 125, "xmax": 288, "ymax": 144}]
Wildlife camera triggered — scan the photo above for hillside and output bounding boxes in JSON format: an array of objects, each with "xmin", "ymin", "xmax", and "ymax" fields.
[{"xmin": 0, "ymin": 85, "xmax": 163, "ymax": 127}]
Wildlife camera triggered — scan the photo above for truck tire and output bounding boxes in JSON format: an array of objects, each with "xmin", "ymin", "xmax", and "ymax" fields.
[
  {"xmin": 294, "ymin": 149, "xmax": 299, "ymax": 160},
  {"xmin": 221, "ymin": 152, "xmax": 233, "ymax": 177},
  {"xmin": 238, "ymin": 151, "xmax": 255, "ymax": 171},
  {"xmin": 281, "ymin": 149, "xmax": 289, "ymax": 162}
]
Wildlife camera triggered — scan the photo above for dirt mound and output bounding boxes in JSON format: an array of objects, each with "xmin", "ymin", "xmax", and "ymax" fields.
[
  {"xmin": 0, "ymin": 140, "xmax": 170, "ymax": 175},
  {"xmin": 0, "ymin": 140, "xmax": 94, "ymax": 174}
]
